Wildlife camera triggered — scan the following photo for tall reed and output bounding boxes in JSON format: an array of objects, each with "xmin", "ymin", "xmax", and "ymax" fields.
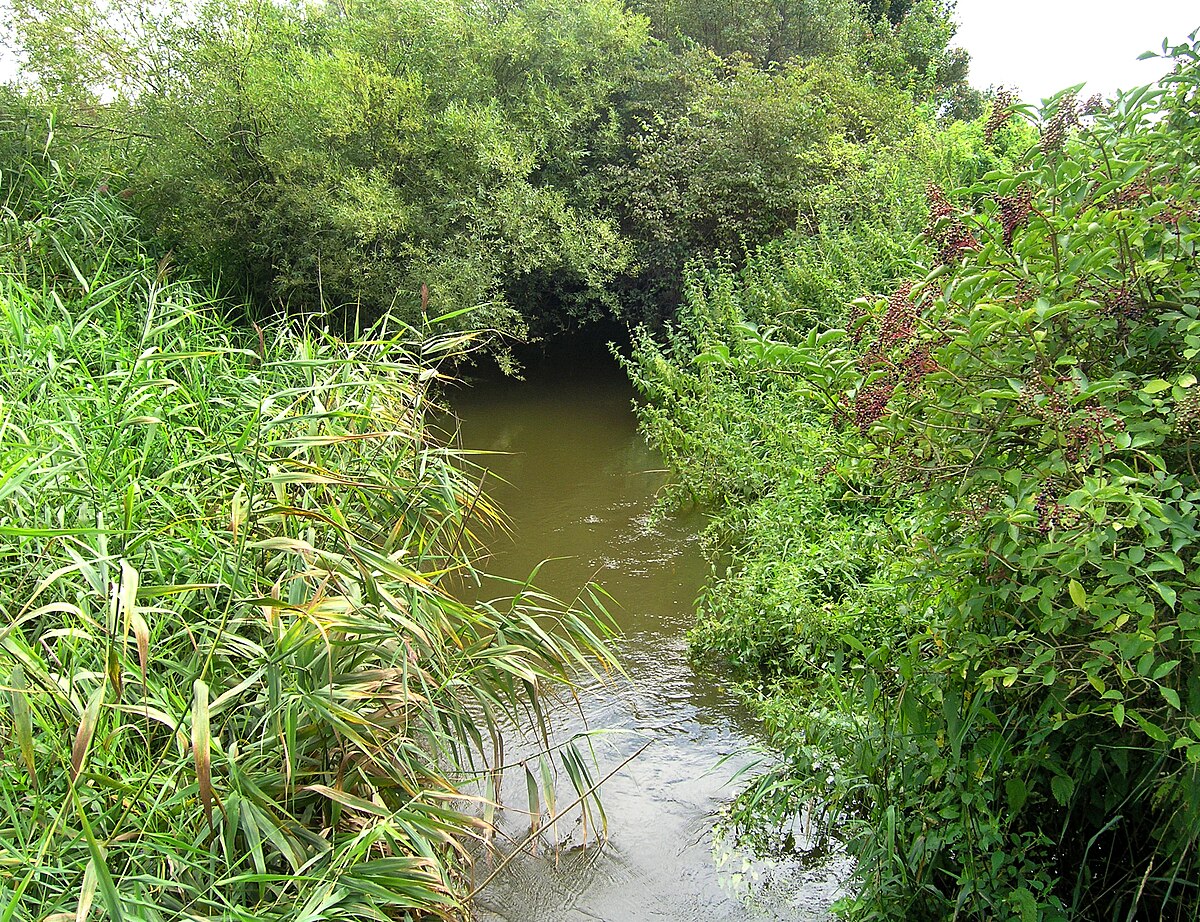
[{"xmin": 0, "ymin": 150, "xmax": 615, "ymax": 919}]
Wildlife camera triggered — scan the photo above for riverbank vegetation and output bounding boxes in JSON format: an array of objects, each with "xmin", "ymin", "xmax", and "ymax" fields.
[
  {"xmin": 5, "ymin": 0, "xmax": 1199, "ymax": 919},
  {"xmin": 631, "ymin": 33, "xmax": 1200, "ymax": 921},
  {"xmin": 0, "ymin": 131, "xmax": 616, "ymax": 917},
  {"xmin": 0, "ymin": 0, "xmax": 978, "ymax": 915}
]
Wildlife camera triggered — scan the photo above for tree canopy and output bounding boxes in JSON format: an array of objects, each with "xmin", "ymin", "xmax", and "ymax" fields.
[{"xmin": 4, "ymin": 0, "xmax": 974, "ymax": 339}]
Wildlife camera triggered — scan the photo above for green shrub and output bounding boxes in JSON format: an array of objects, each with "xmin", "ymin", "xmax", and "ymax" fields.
[
  {"xmin": 7, "ymin": 0, "xmax": 978, "ymax": 339},
  {"xmin": 635, "ymin": 33, "xmax": 1200, "ymax": 921}
]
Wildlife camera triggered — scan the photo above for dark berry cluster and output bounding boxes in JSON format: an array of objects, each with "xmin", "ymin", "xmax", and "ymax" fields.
[
  {"xmin": 1064, "ymin": 406, "xmax": 1122, "ymax": 464},
  {"xmin": 997, "ymin": 188, "xmax": 1032, "ymax": 247},
  {"xmin": 1082, "ymin": 93, "xmax": 1105, "ymax": 116},
  {"xmin": 1104, "ymin": 283, "xmax": 1147, "ymax": 323},
  {"xmin": 1040, "ymin": 94, "xmax": 1079, "ymax": 153},
  {"xmin": 1018, "ymin": 380, "xmax": 1124, "ymax": 466},
  {"xmin": 1012, "ymin": 281, "xmax": 1038, "ymax": 306},
  {"xmin": 939, "ymin": 222, "xmax": 981, "ymax": 265},
  {"xmin": 1176, "ymin": 392, "xmax": 1200, "ymax": 437},
  {"xmin": 1156, "ymin": 200, "xmax": 1200, "ymax": 227},
  {"xmin": 901, "ymin": 345, "xmax": 939, "ymax": 385},
  {"xmin": 847, "ymin": 301, "xmax": 869, "ymax": 343},
  {"xmin": 961, "ymin": 484, "xmax": 1004, "ymax": 525},
  {"xmin": 855, "ymin": 380, "xmax": 895, "ymax": 433},
  {"xmin": 1035, "ymin": 481, "xmax": 1063, "ymax": 534},
  {"xmin": 927, "ymin": 183, "xmax": 954, "ymax": 222},
  {"xmin": 1109, "ymin": 175, "xmax": 1151, "ymax": 209},
  {"xmin": 851, "ymin": 281, "xmax": 942, "ymax": 435},
  {"xmin": 879, "ymin": 282, "xmax": 917, "ymax": 348},
  {"xmin": 1016, "ymin": 384, "xmax": 1065, "ymax": 423},
  {"xmin": 984, "ymin": 88, "xmax": 1016, "ymax": 143},
  {"xmin": 926, "ymin": 184, "xmax": 979, "ymax": 265}
]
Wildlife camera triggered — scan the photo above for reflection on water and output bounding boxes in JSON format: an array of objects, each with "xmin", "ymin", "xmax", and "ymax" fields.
[{"xmin": 448, "ymin": 352, "xmax": 847, "ymax": 922}]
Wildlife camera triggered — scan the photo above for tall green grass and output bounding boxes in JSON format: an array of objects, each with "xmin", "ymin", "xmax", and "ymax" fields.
[{"xmin": 0, "ymin": 149, "xmax": 615, "ymax": 919}]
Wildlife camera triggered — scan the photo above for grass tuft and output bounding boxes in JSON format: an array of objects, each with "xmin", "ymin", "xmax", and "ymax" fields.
[{"xmin": 0, "ymin": 150, "xmax": 616, "ymax": 919}]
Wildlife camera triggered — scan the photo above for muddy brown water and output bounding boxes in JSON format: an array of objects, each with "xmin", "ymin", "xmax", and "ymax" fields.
[{"xmin": 448, "ymin": 351, "xmax": 848, "ymax": 922}]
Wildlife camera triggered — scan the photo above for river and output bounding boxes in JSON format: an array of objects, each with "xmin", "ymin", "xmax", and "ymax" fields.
[{"xmin": 448, "ymin": 346, "xmax": 848, "ymax": 922}]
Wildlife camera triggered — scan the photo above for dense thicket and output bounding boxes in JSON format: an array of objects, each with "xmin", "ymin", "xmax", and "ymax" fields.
[
  {"xmin": 3, "ymin": 0, "xmax": 972, "ymax": 340},
  {"xmin": 0, "ymin": 4, "xmax": 980, "ymax": 918},
  {"xmin": 0, "ymin": 126, "xmax": 617, "ymax": 918},
  {"xmin": 631, "ymin": 36, "xmax": 1200, "ymax": 920},
  {"xmin": 24, "ymin": 1, "xmax": 1200, "ymax": 920}
]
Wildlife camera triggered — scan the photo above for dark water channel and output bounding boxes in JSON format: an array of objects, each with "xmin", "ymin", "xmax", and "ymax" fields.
[{"xmin": 449, "ymin": 349, "xmax": 847, "ymax": 922}]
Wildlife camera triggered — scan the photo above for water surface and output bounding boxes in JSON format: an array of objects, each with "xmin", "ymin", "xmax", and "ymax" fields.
[{"xmin": 449, "ymin": 351, "xmax": 846, "ymax": 921}]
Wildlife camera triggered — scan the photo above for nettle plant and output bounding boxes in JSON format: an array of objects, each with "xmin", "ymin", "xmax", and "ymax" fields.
[{"xmin": 745, "ymin": 38, "xmax": 1200, "ymax": 920}]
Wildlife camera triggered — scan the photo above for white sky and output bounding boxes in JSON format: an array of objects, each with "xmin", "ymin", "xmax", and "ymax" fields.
[{"xmin": 954, "ymin": 0, "xmax": 1199, "ymax": 102}]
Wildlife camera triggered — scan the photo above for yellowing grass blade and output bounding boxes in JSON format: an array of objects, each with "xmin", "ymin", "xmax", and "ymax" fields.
[
  {"xmin": 302, "ymin": 784, "xmax": 390, "ymax": 818},
  {"xmin": 230, "ymin": 484, "xmax": 247, "ymax": 540},
  {"xmin": 71, "ymin": 685, "xmax": 104, "ymax": 783},
  {"xmin": 75, "ymin": 858, "xmax": 97, "ymax": 922},
  {"xmin": 193, "ymin": 678, "xmax": 213, "ymax": 828},
  {"xmin": 117, "ymin": 561, "xmax": 139, "ymax": 636},
  {"xmin": 540, "ymin": 754, "xmax": 558, "ymax": 848},
  {"xmin": 122, "ymin": 481, "xmax": 135, "ymax": 533},
  {"xmin": 525, "ymin": 764, "xmax": 541, "ymax": 844},
  {"xmin": 114, "ymin": 561, "xmax": 150, "ymax": 691},
  {"xmin": 105, "ymin": 648, "xmax": 122, "ymax": 703},
  {"xmin": 129, "ymin": 610, "xmax": 150, "ymax": 690},
  {"xmin": 72, "ymin": 790, "xmax": 125, "ymax": 922}
]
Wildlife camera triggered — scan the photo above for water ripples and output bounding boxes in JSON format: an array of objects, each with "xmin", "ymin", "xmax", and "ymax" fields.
[{"xmin": 452, "ymin": 366, "xmax": 847, "ymax": 922}]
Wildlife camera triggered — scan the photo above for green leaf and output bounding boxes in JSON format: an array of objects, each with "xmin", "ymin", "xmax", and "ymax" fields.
[
  {"xmin": 1133, "ymin": 711, "xmax": 1170, "ymax": 742},
  {"xmin": 1005, "ymin": 777, "xmax": 1028, "ymax": 813},
  {"xmin": 1009, "ymin": 886, "xmax": 1038, "ymax": 922},
  {"xmin": 1152, "ymin": 660, "xmax": 1180, "ymax": 680},
  {"xmin": 1152, "ymin": 582, "xmax": 1178, "ymax": 609},
  {"xmin": 9, "ymin": 664, "xmax": 35, "ymax": 786},
  {"xmin": 1068, "ymin": 579, "xmax": 1089, "ymax": 611},
  {"xmin": 1050, "ymin": 774, "xmax": 1075, "ymax": 805}
]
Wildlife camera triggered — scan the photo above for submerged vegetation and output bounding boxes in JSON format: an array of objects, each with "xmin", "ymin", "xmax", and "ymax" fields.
[{"xmin": 3, "ymin": 0, "xmax": 1200, "ymax": 918}]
